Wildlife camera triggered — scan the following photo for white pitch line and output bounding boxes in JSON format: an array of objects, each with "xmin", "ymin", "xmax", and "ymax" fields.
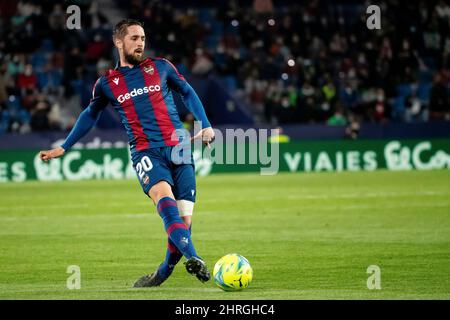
[
  {"xmin": 286, "ymin": 190, "xmax": 450, "ymax": 200},
  {"xmin": 0, "ymin": 191, "xmax": 448, "ymax": 213},
  {"xmin": 0, "ymin": 191, "xmax": 447, "ymax": 210},
  {"xmin": 0, "ymin": 287, "xmax": 221, "ymax": 294},
  {"xmin": 0, "ymin": 213, "xmax": 153, "ymax": 222},
  {"xmin": 1, "ymin": 201, "xmax": 448, "ymax": 222},
  {"xmin": 0, "ymin": 202, "xmax": 145, "ymax": 212},
  {"xmin": 200, "ymin": 190, "xmax": 449, "ymax": 203}
]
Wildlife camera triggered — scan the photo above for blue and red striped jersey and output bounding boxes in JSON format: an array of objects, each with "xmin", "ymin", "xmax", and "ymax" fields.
[{"xmin": 62, "ymin": 57, "xmax": 211, "ymax": 153}]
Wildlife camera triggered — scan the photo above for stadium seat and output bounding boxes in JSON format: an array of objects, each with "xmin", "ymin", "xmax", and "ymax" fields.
[
  {"xmin": 392, "ymin": 96, "xmax": 406, "ymax": 120},
  {"xmin": 40, "ymin": 38, "xmax": 54, "ymax": 53},
  {"xmin": 396, "ymin": 84, "xmax": 412, "ymax": 98},
  {"xmin": 0, "ymin": 110, "xmax": 8, "ymax": 132},
  {"xmin": 19, "ymin": 110, "xmax": 31, "ymax": 124},
  {"xmin": 417, "ymin": 82, "xmax": 432, "ymax": 103}
]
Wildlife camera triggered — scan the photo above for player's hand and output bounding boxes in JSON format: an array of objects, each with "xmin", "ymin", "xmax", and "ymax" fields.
[
  {"xmin": 191, "ymin": 127, "xmax": 215, "ymax": 148},
  {"xmin": 39, "ymin": 147, "xmax": 65, "ymax": 162}
]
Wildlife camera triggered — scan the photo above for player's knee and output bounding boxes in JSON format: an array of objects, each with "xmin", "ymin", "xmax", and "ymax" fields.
[{"xmin": 149, "ymin": 181, "xmax": 174, "ymax": 203}]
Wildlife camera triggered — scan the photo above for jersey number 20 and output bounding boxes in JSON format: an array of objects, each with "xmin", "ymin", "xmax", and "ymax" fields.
[{"xmin": 136, "ymin": 156, "xmax": 153, "ymax": 179}]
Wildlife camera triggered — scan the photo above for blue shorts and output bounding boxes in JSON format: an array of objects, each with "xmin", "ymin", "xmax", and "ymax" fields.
[{"xmin": 131, "ymin": 146, "xmax": 196, "ymax": 202}]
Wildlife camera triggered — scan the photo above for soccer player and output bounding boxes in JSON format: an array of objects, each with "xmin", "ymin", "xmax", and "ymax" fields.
[{"xmin": 39, "ymin": 19, "xmax": 215, "ymax": 287}]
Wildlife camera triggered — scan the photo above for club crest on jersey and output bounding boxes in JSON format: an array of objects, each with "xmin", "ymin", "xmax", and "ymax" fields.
[
  {"xmin": 112, "ymin": 77, "xmax": 119, "ymax": 85},
  {"xmin": 143, "ymin": 175, "xmax": 150, "ymax": 185},
  {"xmin": 144, "ymin": 66, "xmax": 154, "ymax": 75}
]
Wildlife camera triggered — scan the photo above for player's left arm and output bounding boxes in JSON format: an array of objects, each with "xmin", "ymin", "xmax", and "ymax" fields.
[
  {"xmin": 39, "ymin": 77, "xmax": 108, "ymax": 161},
  {"xmin": 164, "ymin": 59, "xmax": 214, "ymax": 145}
]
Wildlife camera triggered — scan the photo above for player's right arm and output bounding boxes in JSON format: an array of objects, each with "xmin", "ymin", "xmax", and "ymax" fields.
[{"xmin": 39, "ymin": 78, "xmax": 109, "ymax": 162}]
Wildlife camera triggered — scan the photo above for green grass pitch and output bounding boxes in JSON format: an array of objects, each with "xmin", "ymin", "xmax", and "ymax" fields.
[{"xmin": 0, "ymin": 170, "xmax": 449, "ymax": 299}]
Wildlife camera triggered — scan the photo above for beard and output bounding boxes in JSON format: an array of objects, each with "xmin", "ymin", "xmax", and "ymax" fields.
[{"xmin": 123, "ymin": 47, "xmax": 144, "ymax": 65}]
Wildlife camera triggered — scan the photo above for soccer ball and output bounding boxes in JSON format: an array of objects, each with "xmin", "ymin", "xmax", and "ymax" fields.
[{"xmin": 213, "ymin": 253, "xmax": 253, "ymax": 291}]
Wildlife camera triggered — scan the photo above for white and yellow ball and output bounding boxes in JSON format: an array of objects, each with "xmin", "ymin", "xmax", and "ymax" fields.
[{"xmin": 213, "ymin": 254, "xmax": 253, "ymax": 291}]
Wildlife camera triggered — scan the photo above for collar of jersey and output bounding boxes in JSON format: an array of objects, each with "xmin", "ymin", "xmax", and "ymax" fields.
[{"xmin": 114, "ymin": 58, "xmax": 151, "ymax": 71}]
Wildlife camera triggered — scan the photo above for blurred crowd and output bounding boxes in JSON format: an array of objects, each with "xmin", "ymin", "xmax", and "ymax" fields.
[
  {"xmin": 0, "ymin": 0, "xmax": 449, "ymax": 134},
  {"xmin": 122, "ymin": 0, "xmax": 450, "ymax": 127},
  {"xmin": 0, "ymin": 0, "xmax": 112, "ymax": 133}
]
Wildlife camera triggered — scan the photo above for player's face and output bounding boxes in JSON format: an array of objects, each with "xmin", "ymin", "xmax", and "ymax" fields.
[{"xmin": 120, "ymin": 25, "xmax": 146, "ymax": 65}]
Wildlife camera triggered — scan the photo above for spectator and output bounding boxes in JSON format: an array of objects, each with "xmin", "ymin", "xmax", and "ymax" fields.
[
  {"xmin": 339, "ymin": 83, "xmax": 359, "ymax": 112},
  {"xmin": 405, "ymin": 89, "xmax": 428, "ymax": 122},
  {"xmin": 86, "ymin": 34, "xmax": 108, "ymax": 63},
  {"xmin": 0, "ymin": 65, "xmax": 8, "ymax": 111},
  {"xmin": 0, "ymin": 1, "xmax": 449, "ymax": 133},
  {"xmin": 191, "ymin": 48, "xmax": 213, "ymax": 76},
  {"xmin": 30, "ymin": 94, "xmax": 51, "ymax": 131},
  {"xmin": 322, "ymin": 77, "xmax": 337, "ymax": 103},
  {"xmin": 182, "ymin": 113, "xmax": 195, "ymax": 131},
  {"xmin": 345, "ymin": 114, "xmax": 361, "ymax": 140},
  {"xmin": 327, "ymin": 107, "xmax": 347, "ymax": 126},
  {"xmin": 269, "ymin": 126, "xmax": 290, "ymax": 143},
  {"xmin": 371, "ymin": 88, "xmax": 389, "ymax": 123},
  {"xmin": 17, "ymin": 64, "xmax": 37, "ymax": 92},
  {"xmin": 429, "ymin": 73, "xmax": 450, "ymax": 121}
]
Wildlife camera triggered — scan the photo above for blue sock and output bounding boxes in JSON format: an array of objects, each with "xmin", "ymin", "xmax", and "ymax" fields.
[
  {"xmin": 157, "ymin": 197, "xmax": 197, "ymax": 261},
  {"xmin": 157, "ymin": 225, "xmax": 192, "ymax": 279}
]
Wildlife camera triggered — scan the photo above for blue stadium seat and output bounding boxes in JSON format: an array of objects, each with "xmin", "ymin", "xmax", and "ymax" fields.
[
  {"xmin": 219, "ymin": 76, "xmax": 237, "ymax": 92},
  {"xmin": 422, "ymin": 57, "xmax": 436, "ymax": 70},
  {"xmin": 19, "ymin": 109, "xmax": 31, "ymax": 124},
  {"xmin": 396, "ymin": 83, "xmax": 412, "ymax": 98},
  {"xmin": 392, "ymin": 96, "xmax": 405, "ymax": 120},
  {"xmin": 205, "ymin": 35, "xmax": 219, "ymax": 49},
  {"xmin": 211, "ymin": 20, "xmax": 224, "ymax": 35},
  {"xmin": 52, "ymin": 69, "xmax": 63, "ymax": 87},
  {"xmin": 197, "ymin": 8, "xmax": 213, "ymax": 24},
  {"xmin": 417, "ymin": 82, "xmax": 432, "ymax": 103},
  {"xmin": 0, "ymin": 111, "xmax": 10, "ymax": 133},
  {"xmin": 37, "ymin": 72, "xmax": 49, "ymax": 89},
  {"xmin": 419, "ymin": 70, "xmax": 433, "ymax": 83},
  {"xmin": 31, "ymin": 52, "xmax": 47, "ymax": 72},
  {"xmin": 40, "ymin": 38, "xmax": 54, "ymax": 53},
  {"xmin": 7, "ymin": 95, "xmax": 22, "ymax": 118}
]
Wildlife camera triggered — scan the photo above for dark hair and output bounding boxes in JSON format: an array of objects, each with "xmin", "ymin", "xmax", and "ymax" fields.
[{"xmin": 113, "ymin": 19, "xmax": 144, "ymax": 41}]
